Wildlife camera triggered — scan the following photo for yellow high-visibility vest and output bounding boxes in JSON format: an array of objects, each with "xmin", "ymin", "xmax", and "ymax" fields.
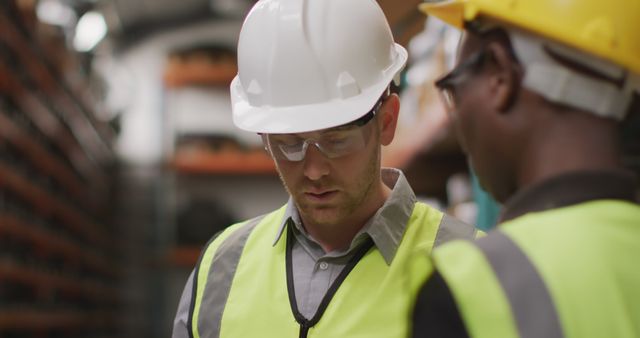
[
  {"xmin": 433, "ymin": 200, "xmax": 640, "ymax": 338},
  {"xmin": 189, "ymin": 203, "xmax": 477, "ymax": 338}
]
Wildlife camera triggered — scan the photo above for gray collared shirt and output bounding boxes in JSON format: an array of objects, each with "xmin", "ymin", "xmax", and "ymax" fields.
[{"xmin": 173, "ymin": 168, "xmax": 417, "ymax": 336}]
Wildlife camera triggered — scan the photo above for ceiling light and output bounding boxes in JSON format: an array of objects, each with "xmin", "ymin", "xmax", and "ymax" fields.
[
  {"xmin": 74, "ymin": 11, "xmax": 107, "ymax": 52},
  {"xmin": 36, "ymin": 0, "xmax": 77, "ymax": 27}
]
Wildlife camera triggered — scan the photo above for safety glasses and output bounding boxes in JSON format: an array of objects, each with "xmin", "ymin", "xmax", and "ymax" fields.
[
  {"xmin": 262, "ymin": 99, "xmax": 383, "ymax": 162},
  {"xmin": 435, "ymin": 48, "xmax": 489, "ymax": 112}
]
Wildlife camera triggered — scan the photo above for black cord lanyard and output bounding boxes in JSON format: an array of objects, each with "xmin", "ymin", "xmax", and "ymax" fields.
[{"xmin": 285, "ymin": 222, "xmax": 374, "ymax": 338}]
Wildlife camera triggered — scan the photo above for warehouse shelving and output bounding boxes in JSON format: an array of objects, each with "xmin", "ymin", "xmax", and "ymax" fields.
[
  {"xmin": 171, "ymin": 149, "xmax": 276, "ymax": 175},
  {"xmin": 0, "ymin": 1, "xmax": 121, "ymax": 337}
]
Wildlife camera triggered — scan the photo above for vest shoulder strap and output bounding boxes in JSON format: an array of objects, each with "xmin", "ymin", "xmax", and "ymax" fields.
[
  {"xmin": 189, "ymin": 213, "xmax": 270, "ymax": 338},
  {"xmin": 474, "ymin": 231, "xmax": 564, "ymax": 338}
]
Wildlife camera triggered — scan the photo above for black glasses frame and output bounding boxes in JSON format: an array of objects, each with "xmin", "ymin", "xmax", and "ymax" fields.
[
  {"xmin": 341, "ymin": 94, "xmax": 386, "ymax": 129},
  {"xmin": 435, "ymin": 48, "xmax": 489, "ymax": 92}
]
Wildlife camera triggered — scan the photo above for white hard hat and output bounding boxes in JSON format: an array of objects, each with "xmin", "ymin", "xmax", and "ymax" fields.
[{"xmin": 230, "ymin": 0, "xmax": 408, "ymax": 134}]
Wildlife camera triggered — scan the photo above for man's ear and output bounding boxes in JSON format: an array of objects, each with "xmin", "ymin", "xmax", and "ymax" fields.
[
  {"xmin": 485, "ymin": 41, "xmax": 522, "ymax": 113},
  {"xmin": 378, "ymin": 93, "xmax": 400, "ymax": 146}
]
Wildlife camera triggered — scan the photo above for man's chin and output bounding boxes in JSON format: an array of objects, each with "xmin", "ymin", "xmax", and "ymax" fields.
[{"xmin": 298, "ymin": 206, "xmax": 342, "ymax": 227}]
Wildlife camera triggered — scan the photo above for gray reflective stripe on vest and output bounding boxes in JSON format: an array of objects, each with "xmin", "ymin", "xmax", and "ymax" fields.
[
  {"xmin": 475, "ymin": 231, "xmax": 564, "ymax": 338},
  {"xmin": 433, "ymin": 214, "xmax": 477, "ymax": 247},
  {"xmin": 196, "ymin": 215, "xmax": 266, "ymax": 338}
]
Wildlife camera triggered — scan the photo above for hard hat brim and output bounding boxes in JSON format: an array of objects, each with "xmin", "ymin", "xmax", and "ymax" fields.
[
  {"xmin": 231, "ymin": 44, "xmax": 408, "ymax": 134},
  {"xmin": 418, "ymin": 0, "xmax": 466, "ymax": 30}
]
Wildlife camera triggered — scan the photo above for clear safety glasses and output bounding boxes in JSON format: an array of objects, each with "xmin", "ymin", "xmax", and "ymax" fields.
[{"xmin": 262, "ymin": 99, "xmax": 383, "ymax": 162}]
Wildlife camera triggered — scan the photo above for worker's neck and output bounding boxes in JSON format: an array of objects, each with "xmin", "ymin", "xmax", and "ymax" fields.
[
  {"xmin": 301, "ymin": 181, "xmax": 391, "ymax": 253},
  {"xmin": 517, "ymin": 114, "xmax": 622, "ymax": 190}
]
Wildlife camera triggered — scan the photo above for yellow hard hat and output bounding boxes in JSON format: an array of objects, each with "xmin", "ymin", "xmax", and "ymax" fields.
[{"xmin": 419, "ymin": 0, "xmax": 640, "ymax": 75}]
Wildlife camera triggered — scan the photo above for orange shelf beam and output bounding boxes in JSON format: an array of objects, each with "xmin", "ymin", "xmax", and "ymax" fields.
[{"xmin": 172, "ymin": 149, "xmax": 277, "ymax": 175}]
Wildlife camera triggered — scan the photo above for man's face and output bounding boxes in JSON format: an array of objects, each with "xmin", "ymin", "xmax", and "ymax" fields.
[
  {"xmin": 269, "ymin": 113, "xmax": 383, "ymax": 229},
  {"xmin": 437, "ymin": 33, "xmax": 514, "ymax": 202}
]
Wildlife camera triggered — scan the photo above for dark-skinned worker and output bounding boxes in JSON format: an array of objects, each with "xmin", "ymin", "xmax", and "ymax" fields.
[{"xmin": 413, "ymin": 0, "xmax": 640, "ymax": 337}]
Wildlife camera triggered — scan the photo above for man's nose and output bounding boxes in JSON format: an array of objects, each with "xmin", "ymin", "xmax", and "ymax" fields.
[{"xmin": 302, "ymin": 143, "xmax": 330, "ymax": 180}]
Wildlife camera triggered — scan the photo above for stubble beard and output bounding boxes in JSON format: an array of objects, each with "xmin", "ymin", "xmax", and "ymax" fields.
[{"xmin": 282, "ymin": 149, "xmax": 380, "ymax": 229}]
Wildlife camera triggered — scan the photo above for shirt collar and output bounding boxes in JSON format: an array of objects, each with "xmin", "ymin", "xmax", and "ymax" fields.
[
  {"xmin": 272, "ymin": 168, "xmax": 417, "ymax": 265},
  {"xmin": 500, "ymin": 169, "xmax": 638, "ymax": 222}
]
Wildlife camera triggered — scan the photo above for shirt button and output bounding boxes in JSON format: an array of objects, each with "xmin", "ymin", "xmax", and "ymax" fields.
[{"xmin": 319, "ymin": 262, "xmax": 329, "ymax": 270}]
